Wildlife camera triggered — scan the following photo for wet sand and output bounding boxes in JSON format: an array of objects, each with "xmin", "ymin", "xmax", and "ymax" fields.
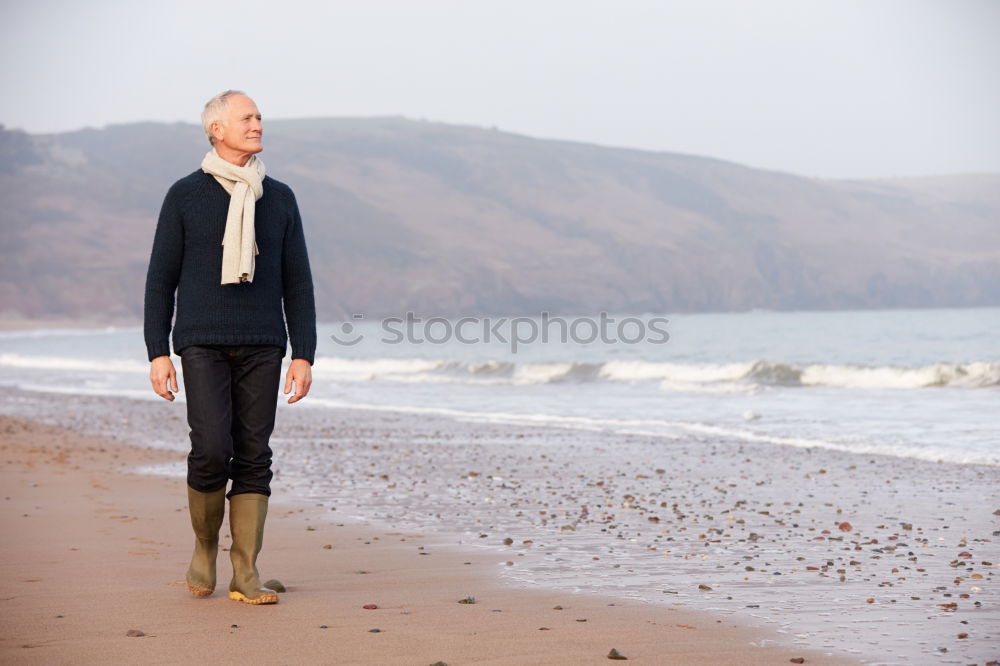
[
  {"xmin": 0, "ymin": 409, "xmax": 849, "ymax": 665},
  {"xmin": 1, "ymin": 385, "xmax": 997, "ymax": 664}
]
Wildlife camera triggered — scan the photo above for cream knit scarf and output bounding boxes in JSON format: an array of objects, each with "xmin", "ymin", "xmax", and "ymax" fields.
[{"xmin": 201, "ymin": 148, "xmax": 266, "ymax": 284}]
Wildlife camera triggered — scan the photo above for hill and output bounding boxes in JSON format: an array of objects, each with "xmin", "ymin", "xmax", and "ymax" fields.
[{"xmin": 1, "ymin": 118, "xmax": 998, "ymax": 321}]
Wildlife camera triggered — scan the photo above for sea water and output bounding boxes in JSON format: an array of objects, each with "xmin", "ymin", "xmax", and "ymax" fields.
[
  {"xmin": 2, "ymin": 307, "xmax": 997, "ymax": 465},
  {"xmin": 3, "ymin": 307, "xmax": 998, "ymax": 663}
]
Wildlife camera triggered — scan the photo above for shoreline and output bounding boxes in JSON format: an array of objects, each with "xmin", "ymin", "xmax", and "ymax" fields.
[
  {"xmin": 1, "ymin": 385, "xmax": 998, "ymax": 664},
  {"xmin": 0, "ymin": 318, "xmax": 141, "ymax": 332},
  {"xmin": 0, "ymin": 414, "xmax": 850, "ymax": 665}
]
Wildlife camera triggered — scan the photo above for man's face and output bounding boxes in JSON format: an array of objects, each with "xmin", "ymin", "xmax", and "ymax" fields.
[{"xmin": 213, "ymin": 94, "xmax": 263, "ymax": 156}]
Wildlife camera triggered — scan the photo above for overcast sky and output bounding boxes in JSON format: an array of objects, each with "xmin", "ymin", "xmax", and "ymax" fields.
[{"xmin": 1, "ymin": 0, "xmax": 997, "ymax": 179}]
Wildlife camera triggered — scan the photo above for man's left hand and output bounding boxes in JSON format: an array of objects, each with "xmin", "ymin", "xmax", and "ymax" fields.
[{"xmin": 284, "ymin": 358, "xmax": 312, "ymax": 404}]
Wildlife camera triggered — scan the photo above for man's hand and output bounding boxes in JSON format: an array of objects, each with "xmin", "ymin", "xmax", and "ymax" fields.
[
  {"xmin": 150, "ymin": 355, "xmax": 178, "ymax": 401},
  {"xmin": 284, "ymin": 358, "xmax": 312, "ymax": 404}
]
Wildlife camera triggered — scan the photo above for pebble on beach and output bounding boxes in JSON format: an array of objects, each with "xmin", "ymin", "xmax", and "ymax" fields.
[
  {"xmin": 607, "ymin": 647, "xmax": 628, "ymax": 660},
  {"xmin": 5, "ymin": 386, "xmax": 998, "ymax": 665},
  {"xmin": 263, "ymin": 579, "xmax": 285, "ymax": 592}
]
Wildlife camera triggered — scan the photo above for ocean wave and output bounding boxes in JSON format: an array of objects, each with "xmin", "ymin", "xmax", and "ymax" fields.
[
  {"xmin": 304, "ymin": 397, "xmax": 999, "ymax": 466},
  {"xmin": 0, "ymin": 353, "xmax": 149, "ymax": 373},
  {"xmin": 3, "ymin": 352, "xmax": 997, "ymax": 390},
  {"xmin": 0, "ymin": 326, "xmax": 140, "ymax": 340},
  {"xmin": 309, "ymin": 357, "xmax": 1000, "ymax": 390}
]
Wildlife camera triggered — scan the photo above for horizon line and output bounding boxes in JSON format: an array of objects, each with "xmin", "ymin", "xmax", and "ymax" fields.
[{"xmin": 1, "ymin": 115, "xmax": 997, "ymax": 182}]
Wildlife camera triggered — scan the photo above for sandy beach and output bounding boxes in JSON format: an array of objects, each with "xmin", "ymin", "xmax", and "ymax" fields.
[
  {"xmin": 1, "ymin": 385, "xmax": 996, "ymax": 664},
  {"xmin": 0, "ymin": 411, "xmax": 850, "ymax": 665}
]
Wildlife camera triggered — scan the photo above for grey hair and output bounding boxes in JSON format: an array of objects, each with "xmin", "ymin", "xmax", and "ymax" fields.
[{"xmin": 201, "ymin": 90, "xmax": 246, "ymax": 146}]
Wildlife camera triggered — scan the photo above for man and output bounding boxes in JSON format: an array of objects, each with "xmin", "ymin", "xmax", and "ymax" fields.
[{"xmin": 144, "ymin": 90, "xmax": 316, "ymax": 605}]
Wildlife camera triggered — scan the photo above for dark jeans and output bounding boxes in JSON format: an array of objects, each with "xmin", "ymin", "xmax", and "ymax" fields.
[{"xmin": 179, "ymin": 344, "xmax": 284, "ymax": 498}]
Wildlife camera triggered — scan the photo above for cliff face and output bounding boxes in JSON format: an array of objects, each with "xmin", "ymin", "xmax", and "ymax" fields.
[{"xmin": 1, "ymin": 118, "xmax": 998, "ymax": 321}]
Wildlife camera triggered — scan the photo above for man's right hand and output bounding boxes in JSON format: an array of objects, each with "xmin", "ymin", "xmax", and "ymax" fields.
[{"xmin": 150, "ymin": 355, "xmax": 179, "ymax": 401}]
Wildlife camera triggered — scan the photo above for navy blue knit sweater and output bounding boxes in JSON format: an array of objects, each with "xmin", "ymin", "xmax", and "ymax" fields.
[{"xmin": 143, "ymin": 170, "xmax": 316, "ymax": 364}]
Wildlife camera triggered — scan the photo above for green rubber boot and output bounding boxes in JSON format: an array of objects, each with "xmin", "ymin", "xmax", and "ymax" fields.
[
  {"xmin": 228, "ymin": 493, "xmax": 279, "ymax": 605},
  {"xmin": 185, "ymin": 485, "xmax": 226, "ymax": 596}
]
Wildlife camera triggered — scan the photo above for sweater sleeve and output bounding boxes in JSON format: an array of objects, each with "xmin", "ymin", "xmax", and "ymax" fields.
[
  {"xmin": 143, "ymin": 183, "xmax": 185, "ymax": 361},
  {"xmin": 281, "ymin": 188, "xmax": 317, "ymax": 364}
]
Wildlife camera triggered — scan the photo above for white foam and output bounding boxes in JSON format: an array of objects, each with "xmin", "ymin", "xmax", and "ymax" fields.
[
  {"xmin": 800, "ymin": 361, "xmax": 1000, "ymax": 389},
  {"xmin": 600, "ymin": 360, "xmax": 753, "ymax": 382},
  {"xmin": 304, "ymin": 397, "xmax": 998, "ymax": 466},
  {"xmin": 0, "ymin": 353, "xmax": 148, "ymax": 374},
  {"xmin": 12, "ymin": 382, "xmax": 165, "ymax": 401},
  {"xmin": 311, "ymin": 356, "xmax": 446, "ymax": 380},
  {"xmin": 0, "ymin": 325, "xmax": 140, "ymax": 340},
  {"xmin": 307, "ymin": 355, "xmax": 1000, "ymax": 390}
]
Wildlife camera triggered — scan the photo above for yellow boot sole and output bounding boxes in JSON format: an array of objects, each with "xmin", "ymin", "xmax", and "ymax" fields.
[{"xmin": 229, "ymin": 589, "xmax": 278, "ymax": 605}]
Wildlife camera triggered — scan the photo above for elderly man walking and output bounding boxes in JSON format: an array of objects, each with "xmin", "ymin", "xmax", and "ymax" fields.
[{"xmin": 144, "ymin": 90, "xmax": 316, "ymax": 605}]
